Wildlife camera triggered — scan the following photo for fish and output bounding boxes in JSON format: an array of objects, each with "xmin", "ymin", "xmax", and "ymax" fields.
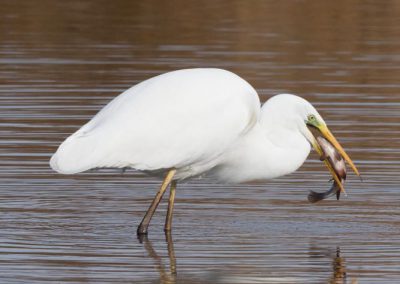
[{"xmin": 308, "ymin": 136, "xmax": 347, "ymax": 203}]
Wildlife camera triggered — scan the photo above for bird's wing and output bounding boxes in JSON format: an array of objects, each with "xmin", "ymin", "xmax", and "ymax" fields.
[{"xmin": 50, "ymin": 69, "xmax": 260, "ymax": 174}]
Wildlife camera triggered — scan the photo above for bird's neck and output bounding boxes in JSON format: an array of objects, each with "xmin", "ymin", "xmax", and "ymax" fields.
[{"xmin": 215, "ymin": 123, "xmax": 311, "ymax": 183}]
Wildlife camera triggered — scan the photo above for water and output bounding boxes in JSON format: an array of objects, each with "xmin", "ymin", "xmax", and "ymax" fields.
[{"xmin": 1, "ymin": 1, "xmax": 400, "ymax": 283}]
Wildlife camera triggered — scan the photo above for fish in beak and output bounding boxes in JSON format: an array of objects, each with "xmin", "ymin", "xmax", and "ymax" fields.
[
  {"xmin": 308, "ymin": 136, "xmax": 346, "ymax": 203},
  {"xmin": 306, "ymin": 115, "xmax": 361, "ymax": 202}
]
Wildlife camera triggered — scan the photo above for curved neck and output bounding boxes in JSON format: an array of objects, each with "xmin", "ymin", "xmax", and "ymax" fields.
[
  {"xmin": 253, "ymin": 124, "xmax": 311, "ymax": 179},
  {"xmin": 215, "ymin": 123, "xmax": 311, "ymax": 183}
]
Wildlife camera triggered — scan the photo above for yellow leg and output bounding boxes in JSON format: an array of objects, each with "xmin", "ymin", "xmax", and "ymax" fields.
[
  {"xmin": 137, "ymin": 169, "xmax": 176, "ymax": 235},
  {"xmin": 164, "ymin": 180, "xmax": 177, "ymax": 232}
]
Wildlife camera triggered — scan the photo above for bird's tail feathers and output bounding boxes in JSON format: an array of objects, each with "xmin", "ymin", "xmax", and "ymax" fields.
[{"xmin": 50, "ymin": 131, "xmax": 106, "ymax": 174}]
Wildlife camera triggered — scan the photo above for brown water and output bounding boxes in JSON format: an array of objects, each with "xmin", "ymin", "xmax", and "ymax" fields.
[{"xmin": 1, "ymin": 1, "xmax": 400, "ymax": 283}]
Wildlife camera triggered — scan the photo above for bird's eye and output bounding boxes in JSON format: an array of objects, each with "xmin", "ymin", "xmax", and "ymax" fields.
[{"xmin": 308, "ymin": 114, "xmax": 316, "ymax": 121}]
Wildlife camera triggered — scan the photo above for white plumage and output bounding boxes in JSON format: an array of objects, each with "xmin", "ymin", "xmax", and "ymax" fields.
[
  {"xmin": 51, "ymin": 68, "xmax": 362, "ymax": 234},
  {"xmin": 50, "ymin": 68, "xmax": 323, "ymax": 182}
]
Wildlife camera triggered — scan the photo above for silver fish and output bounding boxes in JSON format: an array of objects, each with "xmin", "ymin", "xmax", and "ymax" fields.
[{"xmin": 308, "ymin": 136, "xmax": 347, "ymax": 203}]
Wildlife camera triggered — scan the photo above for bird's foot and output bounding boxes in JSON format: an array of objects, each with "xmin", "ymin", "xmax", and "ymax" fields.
[{"xmin": 137, "ymin": 224, "xmax": 149, "ymax": 236}]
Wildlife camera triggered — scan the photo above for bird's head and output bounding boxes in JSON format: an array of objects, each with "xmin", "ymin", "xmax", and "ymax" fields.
[
  {"xmin": 262, "ymin": 94, "xmax": 360, "ymax": 190},
  {"xmin": 299, "ymin": 96, "xmax": 361, "ymax": 192}
]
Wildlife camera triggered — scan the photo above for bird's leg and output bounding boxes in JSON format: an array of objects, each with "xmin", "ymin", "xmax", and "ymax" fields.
[
  {"xmin": 137, "ymin": 169, "xmax": 176, "ymax": 235},
  {"xmin": 164, "ymin": 180, "xmax": 177, "ymax": 232}
]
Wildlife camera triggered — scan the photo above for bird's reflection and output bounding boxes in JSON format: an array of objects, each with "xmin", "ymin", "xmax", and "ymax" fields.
[
  {"xmin": 309, "ymin": 245, "xmax": 357, "ymax": 284},
  {"xmin": 138, "ymin": 233, "xmax": 177, "ymax": 284},
  {"xmin": 330, "ymin": 247, "xmax": 347, "ymax": 283},
  {"xmin": 139, "ymin": 234, "xmax": 356, "ymax": 284}
]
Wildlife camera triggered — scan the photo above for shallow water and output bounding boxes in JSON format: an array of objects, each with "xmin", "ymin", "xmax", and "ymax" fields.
[{"xmin": 1, "ymin": 1, "xmax": 400, "ymax": 283}]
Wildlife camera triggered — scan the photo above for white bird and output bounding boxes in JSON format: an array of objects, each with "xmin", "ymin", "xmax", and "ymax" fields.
[{"xmin": 50, "ymin": 68, "xmax": 360, "ymax": 234}]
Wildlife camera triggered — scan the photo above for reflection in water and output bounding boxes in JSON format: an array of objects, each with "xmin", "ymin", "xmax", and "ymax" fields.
[
  {"xmin": 330, "ymin": 247, "xmax": 347, "ymax": 284},
  {"xmin": 139, "ymin": 233, "xmax": 177, "ymax": 284},
  {"xmin": 309, "ymin": 246, "xmax": 348, "ymax": 284},
  {"xmin": 141, "ymin": 235, "xmax": 357, "ymax": 284}
]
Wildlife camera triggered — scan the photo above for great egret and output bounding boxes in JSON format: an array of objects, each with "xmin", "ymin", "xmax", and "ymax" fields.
[{"xmin": 50, "ymin": 68, "xmax": 360, "ymax": 234}]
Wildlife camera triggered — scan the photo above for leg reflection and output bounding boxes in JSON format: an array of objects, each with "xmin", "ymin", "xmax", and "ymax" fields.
[
  {"xmin": 138, "ymin": 232, "xmax": 177, "ymax": 284},
  {"xmin": 165, "ymin": 231, "xmax": 177, "ymax": 276}
]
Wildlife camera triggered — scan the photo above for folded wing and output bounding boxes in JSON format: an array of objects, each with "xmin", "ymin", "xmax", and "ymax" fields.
[{"xmin": 50, "ymin": 68, "xmax": 260, "ymax": 175}]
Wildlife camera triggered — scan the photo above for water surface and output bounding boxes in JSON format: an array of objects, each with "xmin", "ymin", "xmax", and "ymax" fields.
[{"xmin": 1, "ymin": 1, "xmax": 400, "ymax": 283}]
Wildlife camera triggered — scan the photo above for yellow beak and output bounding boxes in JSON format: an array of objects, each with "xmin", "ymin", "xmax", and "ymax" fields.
[{"xmin": 311, "ymin": 124, "xmax": 361, "ymax": 193}]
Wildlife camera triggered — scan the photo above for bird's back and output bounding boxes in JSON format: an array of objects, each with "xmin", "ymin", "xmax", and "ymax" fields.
[{"xmin": 50, "ymin": 68, "xmax": 260, "ymax": 177}]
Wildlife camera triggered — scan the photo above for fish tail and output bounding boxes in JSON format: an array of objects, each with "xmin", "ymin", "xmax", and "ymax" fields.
[{"xmin": 308, "ymin": 190, "xmax": 325, "ymax": 203}]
